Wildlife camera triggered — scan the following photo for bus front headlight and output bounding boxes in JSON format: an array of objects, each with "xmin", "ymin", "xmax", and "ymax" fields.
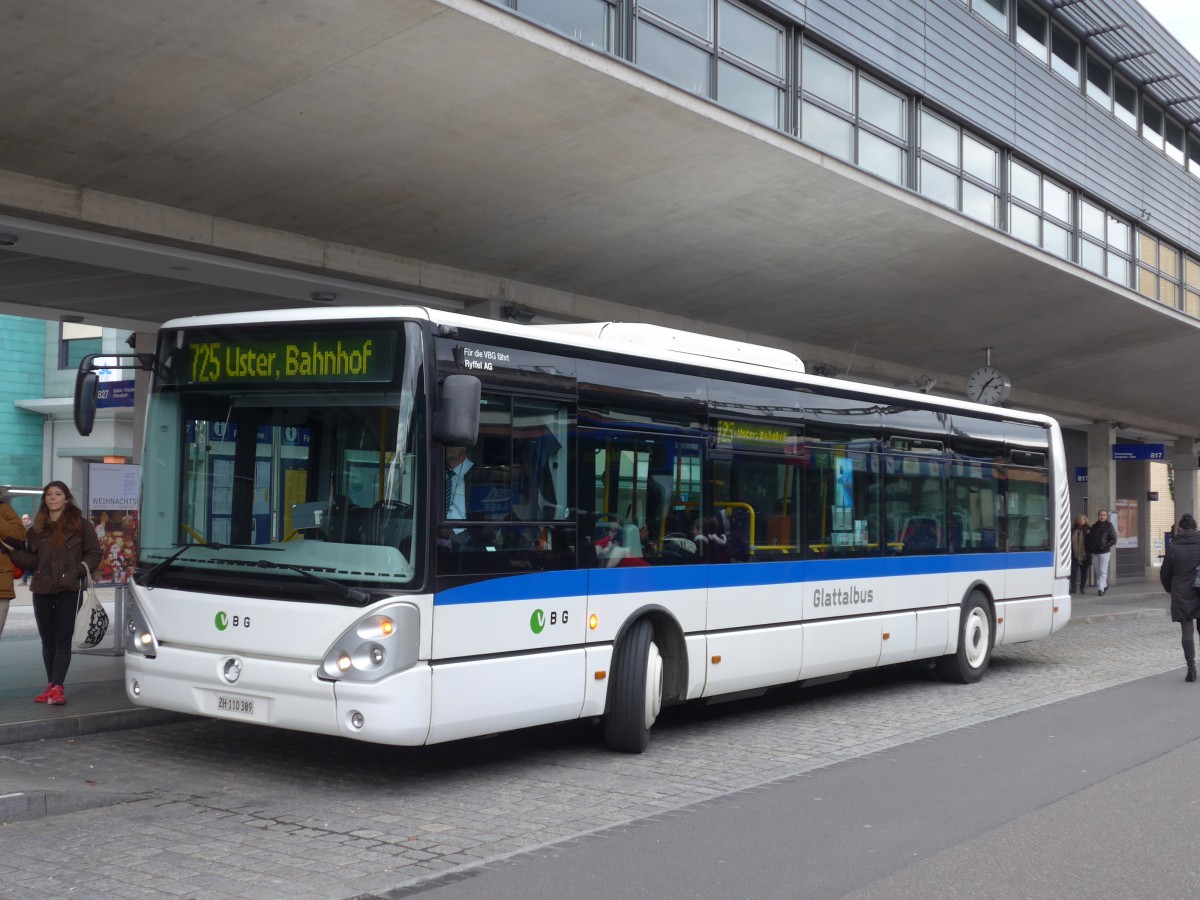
[
  {"xmin": 125, "ymin": 597, "xmax": 159, "ymax": 658},
  {"xmin": 319, "ymin": 602, "xmax": 419, "ymax": 682}
]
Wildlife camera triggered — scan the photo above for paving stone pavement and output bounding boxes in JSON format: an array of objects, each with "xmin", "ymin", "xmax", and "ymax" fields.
[{"xmin": 0, "ymin": 612, "xmax": 1186, "ymax": 899}]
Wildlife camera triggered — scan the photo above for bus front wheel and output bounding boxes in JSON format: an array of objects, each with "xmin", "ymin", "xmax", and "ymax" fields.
[
  {"xmin": 603, "ymin": 618, "xmax": 663, "ymax": 753},
  {"xmin": 935, "ymin": 592, "xmax": 992, "ymax": 684}
]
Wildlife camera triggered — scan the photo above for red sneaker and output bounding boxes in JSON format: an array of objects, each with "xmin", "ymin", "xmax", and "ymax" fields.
[
  {"xmin": 45, "ymin": 685, "xmax": 66, "ymax": 705},
  {"xmin": 34, "ymin": 683, "xmax": 53, "ymax": 703}
]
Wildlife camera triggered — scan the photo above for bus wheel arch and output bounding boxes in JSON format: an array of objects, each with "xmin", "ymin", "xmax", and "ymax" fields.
[
  {"xmin": 935, "ymin": 587, "xmax": 994, "ymax": 684},
  {"xmin": 603, "ymin": 612, "xmax": 683, "ymax": 753}
]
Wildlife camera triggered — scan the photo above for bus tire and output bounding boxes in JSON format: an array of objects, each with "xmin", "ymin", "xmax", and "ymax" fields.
[
  {"xmin": 604, "ymin": 618, "xmax": 663, "ymax": 753},
  {"xmin": 935, "ymin": 591, "xmax": 992, "ymax": 684}
]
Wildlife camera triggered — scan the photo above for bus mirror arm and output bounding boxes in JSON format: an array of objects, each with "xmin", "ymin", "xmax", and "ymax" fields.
[
  {"xmin": 73, "ymin": 352, "xmax": 157, "ymax": 437},
  {"xmin": 433, "ymin": 374, "xmax": 481, "ymax": 447}
]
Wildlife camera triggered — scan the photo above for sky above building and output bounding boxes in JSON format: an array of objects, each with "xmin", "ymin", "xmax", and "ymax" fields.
[{"xmin": 1138, "ymin": 1, "xmax": 1200, "ymax": 60}]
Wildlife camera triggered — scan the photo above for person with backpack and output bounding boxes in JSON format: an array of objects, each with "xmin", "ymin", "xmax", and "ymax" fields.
[{"xmin": 1160, "ymin": 514, "xmax": 1200, "ymax": 682}]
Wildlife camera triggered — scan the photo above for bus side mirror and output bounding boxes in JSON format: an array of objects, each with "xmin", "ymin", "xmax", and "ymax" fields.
[
  {"xmin": 74, "ymin": 367, "xmax": 99, "ymax": 437},
  {"xmin": 433, "ymin": 374, "xmax": 481, "ymax": 447}
]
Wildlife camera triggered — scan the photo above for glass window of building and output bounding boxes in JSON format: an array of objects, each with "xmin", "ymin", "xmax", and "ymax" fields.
[
  {"xmin": 507, "ymin": 0, "xmax": 615, "ymax": 51},
  {"xmin": 635, "ymin": 0, "xmax": 785, "ymax": 129},
  {"xmin": 1050, "ymin": 24, "xmax": 1079, "ymax": 84},
  {"xmin": 1113, "ymin": 77, "xmax": 1137, "ymax": 130},
  {"xmin": 1190, "ymin": 136, "xmax": 1200, "ymax": 179},
  {"xmin": 1165, "ymin": 118, "xmax": 1185, "ymax": 165},
  {"xmin": 59, "ymin": 322, "xmax": 103, "ymax": 369},
  {"xmin": 641, "ymin": 0, "xmax": 711, "ymax": 40},
  {"xmin": 802, "ymin": 43, "xmax": 854, "ymax": 113},
  {"xmin": 974, "ymin": 0, "xmax": 1008, "ymax": 34},
  {"xmin": 1085, "ymin": 52, "xmax": 1110, "ymax": 107},
  {"xmin": 636, "ymin": 17, "xmax": 711, "ymax": 93},
  {"xmin": 799, "ymin": 44, "xmax": 907, "ymax": 184},
  {"xmin": 1015, "ymin": 0, "xmax": 1047, "ymax": 62},
  {"xmin": 1080, "ymin": 199, "xmax": 1131, "ymax": 287},
  {"xmin": 716, "ymin": 1, "xmax": 785, "ymax": 128},
  {"xmin": 1185, "ymin": 257, "xmax": 1200, "ymax": 318},
  {"xmin": 1007, "ymin": 160, "xmax": 1072, "ymax": 259},
  {"xmin": 1142, "ymin": 100, "xmax": 1165, "ymax": 151},
  {"xmin": 918, "ymin": 110, "xmax": 999, "ymax": 226},
  {"xmin": 1137, "ymin": 231, "xmax": 1182, "ymax": 308}
]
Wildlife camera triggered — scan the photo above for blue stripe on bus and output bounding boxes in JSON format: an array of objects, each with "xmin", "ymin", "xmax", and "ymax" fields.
[{"xmin": 433, "ymin": 552, "xmax": 1054, "ymax": 606}]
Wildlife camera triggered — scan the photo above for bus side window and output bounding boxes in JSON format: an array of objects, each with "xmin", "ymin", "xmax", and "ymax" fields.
[{"xmin": 581, "ymin": 430, "xmax": 704, "ymax": 567}]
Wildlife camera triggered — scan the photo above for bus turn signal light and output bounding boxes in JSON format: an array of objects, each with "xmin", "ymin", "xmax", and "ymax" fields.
[
  {"xmin": 595, "ymin": 670, "xmax": 606, "ymax": 680},
  {"xmin": 589, "ymin": 614, "xmax": 598, "ymax": 630}
]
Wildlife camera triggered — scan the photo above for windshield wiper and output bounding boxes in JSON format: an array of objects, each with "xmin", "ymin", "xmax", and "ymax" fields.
[
  {"xmin": 139, "ymin": 542, "xmax": 280, "ymax": 589},
  {"xmin": 253, "ymin": 558, "xmax": 370, "ymax": 603}
]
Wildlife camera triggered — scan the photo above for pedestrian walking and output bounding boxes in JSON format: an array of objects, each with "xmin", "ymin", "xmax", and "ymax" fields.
[
  {"xmin": 0, "ymin": 495, "xmax": 27, "ymax": 639},
  {"xmin": 1159, "ymin": 513, "xmax": 1200, "ymax": 682},
  {"xmin": 0, "ymin": 482, "xmax": 101, "ymax": 704},
  {"xmin": 1086, "ymin": 508, "xmax": 1117, "ymax": 595},
  {"xmin": 1069, "ymin": 513, "xmax": 1091, "ymax": 594}
]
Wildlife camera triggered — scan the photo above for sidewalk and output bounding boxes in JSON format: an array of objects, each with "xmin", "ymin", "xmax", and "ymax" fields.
[
  {"xmin": 0, "ymin": 576, "xmax": 1173, "ymax": 747},
  {"xmin": 0, "ymin": 582, "xmax": 190, "ymax": 746}
]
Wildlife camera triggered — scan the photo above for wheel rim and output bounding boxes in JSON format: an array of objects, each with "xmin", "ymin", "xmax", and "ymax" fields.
[
  {"xmin": 964, "ymin": 607, "xmax": 990, "ymax": 669},
  {"xmin": 644, "ymin": 641, "xmax": 663, "ymax": 730}
]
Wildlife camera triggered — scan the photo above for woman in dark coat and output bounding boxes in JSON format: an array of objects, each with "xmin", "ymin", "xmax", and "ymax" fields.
[
  {"xmin": 1, "ymin": 482, "xmax": 101, "ymax": 705},
  {"xmin": 1159, "ymin": 513, "xmax": 1200, "ymax": 682}
]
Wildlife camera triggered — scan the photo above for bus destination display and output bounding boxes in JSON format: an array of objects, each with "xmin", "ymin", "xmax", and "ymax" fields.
[{"xmin": 184, "ymin": 331, "xmax": 395, "ymax": 384}]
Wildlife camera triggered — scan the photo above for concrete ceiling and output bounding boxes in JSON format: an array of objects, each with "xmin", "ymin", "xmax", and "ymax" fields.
[{"xmin": 0, "ymin": 0, "xmax": 1197, "ymax": 436}]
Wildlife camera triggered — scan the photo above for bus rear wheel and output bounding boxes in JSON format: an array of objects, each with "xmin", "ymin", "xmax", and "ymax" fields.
[
  {"xmin": 935, "ymin": 591, "xmax": 992, "ymax": 684},
  {"xmin": 604, "ymin": 618, "xmax": 663, "ymax": 753}
]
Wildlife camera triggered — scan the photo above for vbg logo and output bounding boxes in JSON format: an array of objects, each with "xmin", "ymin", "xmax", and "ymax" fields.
[
  {"xmin": 215, "ymin": 611, "xmax": 250, "ymax": 631},
  {"xmin": 530, "ymin": 609, "xmax": 568, "ymax": 634}
]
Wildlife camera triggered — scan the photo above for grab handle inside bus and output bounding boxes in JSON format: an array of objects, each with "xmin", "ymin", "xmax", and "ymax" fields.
[{"xmin": 433, "ymin": 374, "xmax": 481, "ymax": 447}]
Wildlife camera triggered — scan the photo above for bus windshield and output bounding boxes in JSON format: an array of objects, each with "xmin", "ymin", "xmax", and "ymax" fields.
[{"xmin": 139, "ymin": 320, "xmax": 426, "ymax": 597}]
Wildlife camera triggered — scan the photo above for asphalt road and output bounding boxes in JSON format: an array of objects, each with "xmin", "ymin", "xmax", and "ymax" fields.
[
  {"xmin": 410, "ymin": 668, "xmax": 1200, "ymax": 900},
  {"xmin": 0, "ymin": 614, "xmax": 1191, "ymax": 899}
]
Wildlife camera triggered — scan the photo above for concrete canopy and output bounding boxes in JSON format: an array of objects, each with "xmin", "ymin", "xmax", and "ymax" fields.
[{"xmin": 0, "ymin": 0, "xmax": 1196, "ymax": 436}]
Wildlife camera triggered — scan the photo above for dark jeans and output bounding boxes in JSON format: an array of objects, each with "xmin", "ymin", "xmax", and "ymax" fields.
[
  {"xmin": 1070, "ymin": 556, "xmax": 1091, "ymax": 593},
  {"xmin": 32, "ymin": 590, "xmax": 78, "ymax": 686}
]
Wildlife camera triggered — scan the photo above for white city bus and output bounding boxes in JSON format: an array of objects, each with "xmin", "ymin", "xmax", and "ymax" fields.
[{"xmin": 76, "ymin": 306, "xmax": 1071, "ymax": 752}]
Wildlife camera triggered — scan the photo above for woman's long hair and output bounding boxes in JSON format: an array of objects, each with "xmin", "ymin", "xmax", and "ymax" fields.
[{"xmin": 33, "ymin": 481, "xmax": 84, "ymax": 545}]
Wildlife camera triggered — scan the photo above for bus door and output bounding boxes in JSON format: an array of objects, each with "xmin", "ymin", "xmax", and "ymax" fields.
[{"xmin": 580, "ymin": 429, "xmax": 708, "ymax": 642}]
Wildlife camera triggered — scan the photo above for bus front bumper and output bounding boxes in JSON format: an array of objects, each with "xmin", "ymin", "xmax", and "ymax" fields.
[{"xmin": 125, "ymin": 646, "xmax": 432, "ymax": 745}]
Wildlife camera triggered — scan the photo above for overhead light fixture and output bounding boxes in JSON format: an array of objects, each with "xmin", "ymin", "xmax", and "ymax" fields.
[
  {"xmin": 309, "ymin": 291, "xmax": 338, "ymax": 303},
  {"xmin": 0, "ymin": 234, "xmax": 18, "ymax": 246}
]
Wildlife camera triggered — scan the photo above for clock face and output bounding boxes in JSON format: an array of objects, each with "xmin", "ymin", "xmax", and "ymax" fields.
[{"xmin": 966, "ymin": 366, "xmax": 1011, "ymax": 405}]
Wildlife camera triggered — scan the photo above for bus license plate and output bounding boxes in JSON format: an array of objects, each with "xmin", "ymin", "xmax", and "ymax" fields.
[{"xmin": 217, "ymin": 695, "xmax": 254, "ymax": 716}]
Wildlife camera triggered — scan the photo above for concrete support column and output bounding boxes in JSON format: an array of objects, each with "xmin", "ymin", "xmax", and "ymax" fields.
[
  {"xmin": 130, "ymin": 331, "xmax": 155, "ymax": 465},
  {"xmin": 1087, "ymin": 421, "xmax": 1117, "ymax": 586},
  {"xmin": 1172, "ymin": 440, "xmax": 1199, "ymax": 521}
]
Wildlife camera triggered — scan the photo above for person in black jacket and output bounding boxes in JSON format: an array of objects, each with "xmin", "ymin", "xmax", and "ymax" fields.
[
  {"xmin": 1160, "ymin": 513, "xmax": 1200, "ymax": 682},
  {"xmin": 1086, "ymin": 508, "xmax": 1118, "ymax": 595}
]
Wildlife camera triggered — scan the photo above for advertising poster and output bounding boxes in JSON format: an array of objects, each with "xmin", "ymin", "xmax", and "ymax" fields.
[
  {"xmin": 1115, "ymin": 498, "xmax": 1139, "ymax": 549},
  {"xmin": 88, "ymin": 462, "xmax": 141, "ymax": 585}
]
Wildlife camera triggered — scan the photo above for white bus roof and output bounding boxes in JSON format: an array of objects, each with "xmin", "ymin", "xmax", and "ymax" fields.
[{"xmin": 159, "ymin": 305, "xmax": 1055, "ymax": 430}]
